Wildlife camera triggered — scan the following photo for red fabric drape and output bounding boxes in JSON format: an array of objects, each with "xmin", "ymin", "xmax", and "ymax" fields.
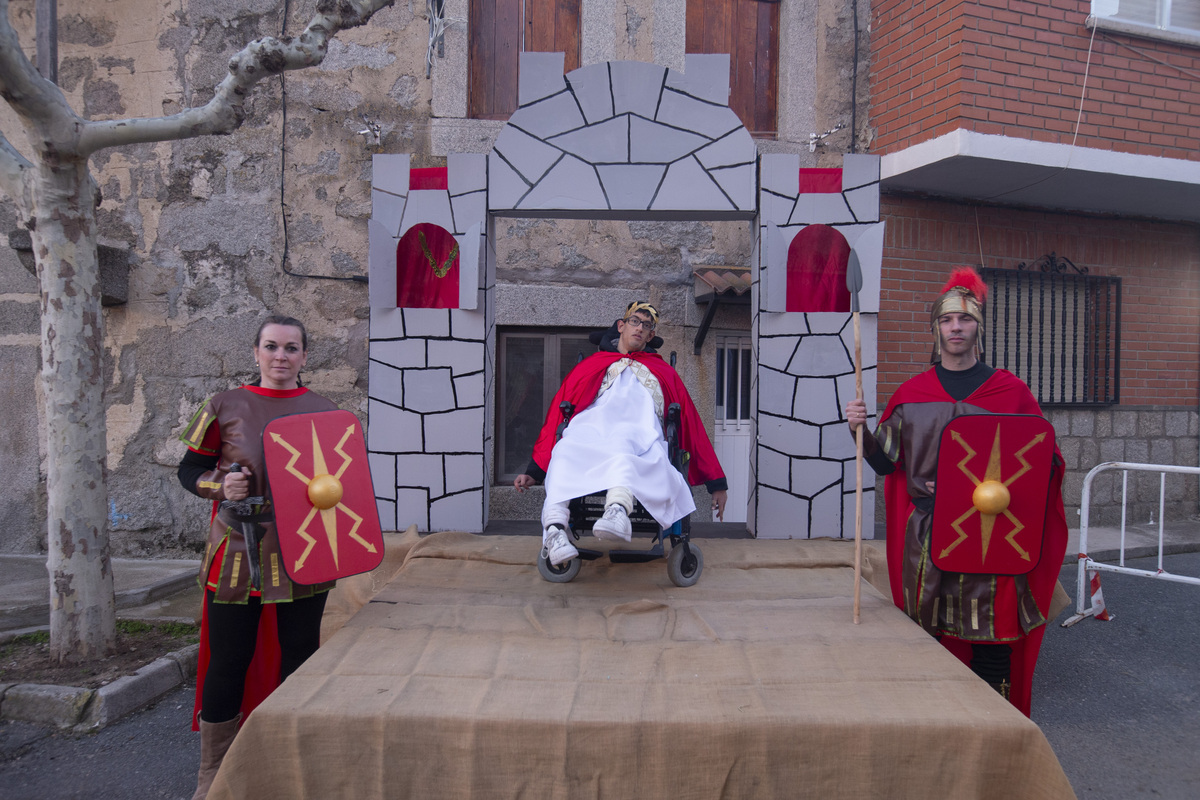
[
  {"xmin": 797, "ymin": 168, "xmax": 842, "ymax": 194},
  {"xmin": 409, "ymin": 167, "xmax": 448, "ymax": 190},
  {"xmin": 395, "ymin": 223, "xmax": 460, "ymax": 309},
  {"xmin": 786, "ymin": 224, "xmax": 851, "ymax": 312}
]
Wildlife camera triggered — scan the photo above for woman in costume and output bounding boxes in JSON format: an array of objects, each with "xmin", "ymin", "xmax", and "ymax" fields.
[{"xmin": 177, "ymin": 315, "xmax": 337, "ymax": 799}]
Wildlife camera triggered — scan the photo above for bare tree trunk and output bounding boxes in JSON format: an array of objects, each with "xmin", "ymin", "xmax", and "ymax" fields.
[
  {"xmin": 0, "ymin": 0, "xmax": 393, "ymax": 663},
  {"xmin": 33, "ymin": 159, "xmax": 115, "ymax": 660}
]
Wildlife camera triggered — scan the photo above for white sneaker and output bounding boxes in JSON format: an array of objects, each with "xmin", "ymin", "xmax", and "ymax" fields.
[
  {"xmin": 592, "ymin": 503, "xmax": 632, "ymax": 542},
  {"xmin": 543, "ymin": 526, "xmax": 578, "ymax": 566}
]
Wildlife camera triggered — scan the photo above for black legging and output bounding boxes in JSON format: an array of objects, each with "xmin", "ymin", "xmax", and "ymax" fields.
[
  {"xmin": 969, "ymin": 642, "xmax": 1012, "ymax": 685},
  {"xmin": 200, "ymin": 590, "xmax": 328, "ymax": 723}
]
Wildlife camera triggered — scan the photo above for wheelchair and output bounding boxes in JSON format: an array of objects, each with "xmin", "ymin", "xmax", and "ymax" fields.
[{"xmin": 536, "ymin": 398, "xmax": 704, "ymax": 588}]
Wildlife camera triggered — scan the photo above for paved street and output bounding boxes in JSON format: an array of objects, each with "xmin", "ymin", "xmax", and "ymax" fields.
[
  {"xmin": 2, "ymin": 552, "xmax": 1198, "ymax": 799},
  {"xmin": 1036, "ymin": 551, "xmax": 1200, "ymax": 800},
  {"xmin": 0, "ymin": 684, "xmax": 197, "ymax": 799}
]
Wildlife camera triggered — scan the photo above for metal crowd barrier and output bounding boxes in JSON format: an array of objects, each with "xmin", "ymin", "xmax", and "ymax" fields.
[{"xmin": 1062, "ymin": 461, "xmax": 1200, "ymax": 627}]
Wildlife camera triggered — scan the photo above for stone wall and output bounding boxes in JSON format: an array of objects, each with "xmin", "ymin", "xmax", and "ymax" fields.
[
  {"xmin": 0, "ymin": 204, "xmax": 43, "ymax": 552},
  {"xmin": 1047, "ymin": 407, "xmax": 1200, "ymax": 528},
  {"xmin": 1, "ymin": 0, "xmax": 872, "ymax": 552},
  {"xmin": 0, "ymin": 2, "xmax": 431, "ymax": 555}
]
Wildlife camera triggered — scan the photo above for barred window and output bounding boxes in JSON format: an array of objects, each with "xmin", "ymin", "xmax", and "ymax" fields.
[
  {"xmin": 715, "ymin": 336, "xmax": 753, "ymax": 427},
  {"xmin": 982, "ymin": 257, "xmax": 1121, "ymax": 407}
]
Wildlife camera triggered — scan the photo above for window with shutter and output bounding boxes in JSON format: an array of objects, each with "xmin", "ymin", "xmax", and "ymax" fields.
[
  {"xmin": 468, "ymin": 0, "xmax": 581, "ymax": 120},
  {"xmin": 686, "ymin": 0, "xmax": 780, "ymax": 137}
]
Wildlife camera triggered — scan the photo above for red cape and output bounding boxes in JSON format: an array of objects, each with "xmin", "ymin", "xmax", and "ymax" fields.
[
  {"xmin": 881, "ymin": 367, "xmax": 1069, "ymax": 716},
  {"xmin": 531, "ymin": 350, "xmax": 724, "ymax": 487}
]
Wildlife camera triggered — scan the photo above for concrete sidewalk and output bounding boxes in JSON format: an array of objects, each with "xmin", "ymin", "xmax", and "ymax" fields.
[
  {"xmin": 1, "ymin": 555, "xmax": 201, "ymax": 634},
  {"xmin": 1065, "ymin": 517, "xmax": 1200, "ymax": 562},
  {"xmin": 1, "ymin": 517, "xmax": 1197, "ymax": 731},
  {"xmin": 0, "ymin": 556, "xmax": 202, "ymax": 732}
]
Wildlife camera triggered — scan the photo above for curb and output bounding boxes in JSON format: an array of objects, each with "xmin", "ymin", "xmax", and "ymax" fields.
[
  {"xmin": 0, "ymin": 571, "xmax": 197, "ymax": 632},
  {"xmin": 115, "ymin": 571, "xmax": 199, "ymax": 609},
  {"xmin": 0, "ymin": 643, "xmax": 199, "ymax": 732}
]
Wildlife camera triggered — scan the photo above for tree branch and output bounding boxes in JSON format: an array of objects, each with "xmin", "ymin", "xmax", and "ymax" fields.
[
  {"xmin": 77, "ymin": 0, "xmax": 395, "ymax": 155},
  {"xmin": 0, "ymin": 0, "xmax": 84, "ymax": 144}
]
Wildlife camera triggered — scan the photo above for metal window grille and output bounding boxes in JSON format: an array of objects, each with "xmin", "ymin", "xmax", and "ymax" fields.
[
  {"xmin": 715, "ymin": 336, "xmax": 753, "ymax": 428},
  {"xmin": 983, "ymin": 256, "xmax": 1121, "ymax": 406}
]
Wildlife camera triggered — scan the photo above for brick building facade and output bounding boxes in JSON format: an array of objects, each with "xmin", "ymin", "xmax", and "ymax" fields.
[
  {"xmin": 872, "ymin": 0, "xmax": 1200, "ymax": 159},
  {"xmin": 871, "ymin": 0, "xmax": 1200, "ymax": 525}
]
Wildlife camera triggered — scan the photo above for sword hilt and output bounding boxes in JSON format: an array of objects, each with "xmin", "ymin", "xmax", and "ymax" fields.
[{"xmin": 218, "ymin": 463, "xmax": 264, "ymax": 514}]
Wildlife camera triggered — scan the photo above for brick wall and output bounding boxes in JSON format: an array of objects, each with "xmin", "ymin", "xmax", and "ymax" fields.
[
  {"xmin": 878, "ymin": 197, "xmax": 1200, "ymax": 403},
  {"xmin": 870, "ymin": 0, "xmax": 1200, "ymax": 159},
  {"xmin": 878, "ymin": 195, "xmax": 1200, "ymax": 520}
]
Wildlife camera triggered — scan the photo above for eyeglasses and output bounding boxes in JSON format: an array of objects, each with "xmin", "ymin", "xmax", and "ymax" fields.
[{"xmin": 624, "ymin": 316, "xmax": 655, "ymax": 331}]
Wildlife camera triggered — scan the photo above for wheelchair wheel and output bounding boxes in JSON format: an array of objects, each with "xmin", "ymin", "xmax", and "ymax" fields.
[
  {"xmin": 667, "ymin": 542, "xmax": 703, "ymax": 587},
  {"xmin": 538, "ymin": 553, "xmax": 582, "ymax": 583}
]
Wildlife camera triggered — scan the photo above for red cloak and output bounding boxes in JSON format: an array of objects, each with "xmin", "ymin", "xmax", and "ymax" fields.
[
  {"xmin": 530, "ymin": 350, "xmax": 725, "ymax": 488},
  {"xmin": 880, "ymin": 367, "xmax": 1069, "ymax": 716}
]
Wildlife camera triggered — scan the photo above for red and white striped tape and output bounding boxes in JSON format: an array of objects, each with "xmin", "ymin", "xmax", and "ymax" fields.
[{"xmin": 1088, "ymin": 569, "xmax": 1112, "ymax": 621}]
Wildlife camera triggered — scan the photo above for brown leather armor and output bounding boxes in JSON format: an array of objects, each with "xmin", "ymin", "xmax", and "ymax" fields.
[{"xmin": 182, "ymin": 387, "xmax": 338, "ymax": 603}]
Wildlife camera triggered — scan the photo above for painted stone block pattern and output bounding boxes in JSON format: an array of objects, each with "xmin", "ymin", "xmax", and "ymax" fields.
[{"xmin": 489, "ymin": 56, "xmax": 756, "ymax": 216}]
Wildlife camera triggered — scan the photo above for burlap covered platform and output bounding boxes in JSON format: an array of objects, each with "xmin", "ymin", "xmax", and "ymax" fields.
[{"xmin": 209, "ymin": 530, "xmax": 1075, "ymax": 800}]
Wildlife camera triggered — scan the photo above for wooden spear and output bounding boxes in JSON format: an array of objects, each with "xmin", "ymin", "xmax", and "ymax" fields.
[{"xmin": 846, "ymin": 250, "xmax": 864, "ymax": 624}]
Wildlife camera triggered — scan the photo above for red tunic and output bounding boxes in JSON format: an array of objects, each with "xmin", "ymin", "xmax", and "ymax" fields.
[
  {"xmin": 879, "ymin": 367, "xmax": 1069, "ymax": 716},
  {"xmin": 530, "ymin": 350, "xmax": 725, "ymax": 488}
]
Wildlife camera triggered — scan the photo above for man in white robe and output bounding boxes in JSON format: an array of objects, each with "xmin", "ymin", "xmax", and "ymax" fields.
[{"xmin": 514, "ymin": 302, "xmax": 728, "ymax": 565}]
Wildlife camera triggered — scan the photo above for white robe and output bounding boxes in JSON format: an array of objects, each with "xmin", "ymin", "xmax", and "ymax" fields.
[{"xmin": 543, "ymin": 366, "xmax": 696, "ymax": 529}]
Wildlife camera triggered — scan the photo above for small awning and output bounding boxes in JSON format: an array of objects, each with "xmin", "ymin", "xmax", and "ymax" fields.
[
  {"xmin": 693, "ymin": 266, "xmax": 752, "ymax": 301},
  {"xmin": 691, "ymin": 266, "xmax": 751, "ymax": 353}
]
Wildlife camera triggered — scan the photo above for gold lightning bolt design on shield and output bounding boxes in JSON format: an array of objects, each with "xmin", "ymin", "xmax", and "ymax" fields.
[
  {"xmin": 939, "ymin": 424, "xmax": 1044, "ymax": 564},
  {"xmin": 270, "ymin": 423, "xmax": 377, "ymax": 575}
]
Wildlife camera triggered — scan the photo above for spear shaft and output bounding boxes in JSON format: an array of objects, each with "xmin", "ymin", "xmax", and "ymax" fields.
[{"xmin": 847, "ymin": 251, "xmax": 864, "ymax": 624}]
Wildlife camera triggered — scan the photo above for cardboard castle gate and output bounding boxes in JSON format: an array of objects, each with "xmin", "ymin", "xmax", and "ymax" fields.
[{"xmin": 366, "ymin": 54, "xmax": 883, "ymax": 539}]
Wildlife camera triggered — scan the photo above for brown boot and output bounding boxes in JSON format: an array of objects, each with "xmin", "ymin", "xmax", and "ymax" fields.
[{"xmin": 192, "ymin": 714, "xmax": 242, "ymax": 800}]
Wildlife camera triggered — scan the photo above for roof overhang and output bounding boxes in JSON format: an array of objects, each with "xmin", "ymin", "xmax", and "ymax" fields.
[
  {"xmin": 691, "ymin": 266, "xmax": 751, "ymax": 354},
  {"xmin": 879, "ymin": 129, "xmax": 1200, "ymax": 224}
]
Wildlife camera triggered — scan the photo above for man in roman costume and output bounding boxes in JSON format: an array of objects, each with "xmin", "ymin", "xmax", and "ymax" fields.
[
  {"xmin": 845, "ymin": 268, "xmax": 1069, "ymax": 716},
  {"xmin": 515, "ymin": 301, "xmax": 728, "ymax": 565}
]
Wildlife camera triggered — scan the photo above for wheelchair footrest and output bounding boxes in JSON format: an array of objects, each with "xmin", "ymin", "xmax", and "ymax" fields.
[
  {"xmin": 607, "ymin": 551, "xmax": 664, "ymax": 563},
  {"xmin": 574, "ymin": 548, "xmax": 604, "ymax": 561},
  {"xmin": 608, "ymin": 539, "xmax": 666, "ymax": 562}
]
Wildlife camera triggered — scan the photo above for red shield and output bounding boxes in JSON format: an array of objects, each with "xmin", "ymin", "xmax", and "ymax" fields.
[
  {"xmin": 263, "ymin": 410, "xmax": 384, "ymax": 584},
  {"xmin": 931, "ymin": 414, "xmax": 1056, "ymax": 575}
]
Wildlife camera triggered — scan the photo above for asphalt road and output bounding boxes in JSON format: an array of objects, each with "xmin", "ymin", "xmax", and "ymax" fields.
[
  {"xmin": 0, "ymin": 685, "xmax": 197, "ymax": 799},
  {"xmin": 2, "ymin": 553, "xmax": 1198, "ymax": 799},
  {"xmin": 1035, "ymin": 551, "xmax": 1200, "ymax": 800}
]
